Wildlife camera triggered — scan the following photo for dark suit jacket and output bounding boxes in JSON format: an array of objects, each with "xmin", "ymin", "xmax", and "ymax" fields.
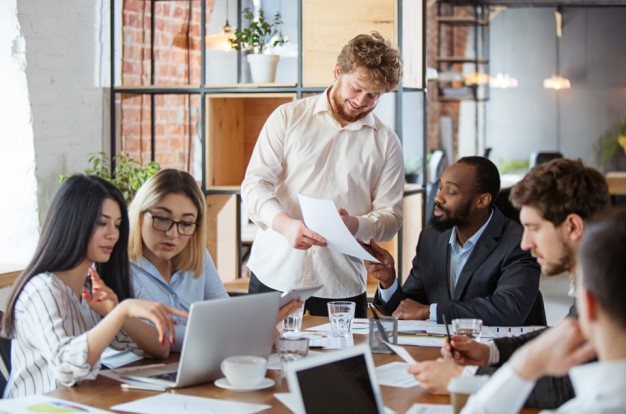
[
  {"xmin": 374, "ymin": 208, "xmax": 542, "ymax": 326},
  {"xmin": 477, "ymin": 304, "xmax": 580, "ymax": 408}
]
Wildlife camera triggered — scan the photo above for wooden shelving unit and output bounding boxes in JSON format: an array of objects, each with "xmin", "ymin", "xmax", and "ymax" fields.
[{"xmin": 110, "ymin": 0, "xmax": 428, "ymax": 284}]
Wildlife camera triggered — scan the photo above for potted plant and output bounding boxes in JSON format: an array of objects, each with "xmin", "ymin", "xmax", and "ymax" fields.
[
  {"xmin": 228, "ymin": 8, "xmax": 287, "ymax": 84},
  {"xmin": 594, "ymin": 119, "xmax": 626, "ymax": 172},
  {"xmin": 60, "ymin": 152, "xmax": 160, "ymax": 204},
  {"xmin": 404, "ymin": 157, "xmax": 423, "ymax": 183}
]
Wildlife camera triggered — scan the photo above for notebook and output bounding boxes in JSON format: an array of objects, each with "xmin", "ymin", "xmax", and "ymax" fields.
[
  {"xmin": 121, "ymin": 291, "xmax": 281, "ymax": 388},
  {"xmin": 285, "ymin": 343, "xmax": 386, "ymax": 414}
]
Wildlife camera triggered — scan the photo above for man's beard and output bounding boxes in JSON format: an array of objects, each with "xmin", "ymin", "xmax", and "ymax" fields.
[
  {"xmin": 535, "ymin": 240, "xmax": 573, "ymax": 276},
  {"xmin": 429, "ymin": 201, "xmax": 472, "ymax": 232},
  {"xmin": 329, "ymin": 84, "xmax": 373, "ymax": 124}
]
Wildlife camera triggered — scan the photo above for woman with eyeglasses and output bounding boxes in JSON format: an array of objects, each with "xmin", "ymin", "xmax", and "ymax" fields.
[
  {"xmin": 2, "ymin": 175, "xmax": 186, "ymax": 398},
  {"xmin": 128, "ymin": 169, "xmax": 301, "ymax": 351},
  {"xmin": 127, "ymin": 169, "xmax": 227, "ymax": 352}
]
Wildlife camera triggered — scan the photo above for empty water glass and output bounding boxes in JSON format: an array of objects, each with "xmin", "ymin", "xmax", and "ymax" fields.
[{"xmin": 327, "ymin": 301, "xmax": 356, "ymax": 337}]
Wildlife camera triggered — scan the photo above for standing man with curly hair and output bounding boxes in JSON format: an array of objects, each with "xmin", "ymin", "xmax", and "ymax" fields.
[{"xmin": 242, "ymin": 32, "xmax": 404, "ymax": 317}]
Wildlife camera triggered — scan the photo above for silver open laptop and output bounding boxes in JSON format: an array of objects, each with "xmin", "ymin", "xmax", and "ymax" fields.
[
  {"xmin": 121, "ymin": 291, "xmax": 281, "ymax": 388},
  {"xmin": 285, "ymin": 343, "xmax": 386, "ymax": 414}
]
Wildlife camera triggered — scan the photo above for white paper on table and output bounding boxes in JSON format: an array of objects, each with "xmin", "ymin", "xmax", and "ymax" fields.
[
  {"xmin": 375, "ymin": 362, "xmax": 419, "ymax": 388},
  {"xmin": 297, "ymin": 194, "xmax": 379, "ymax": 262},
  {"xmin": 306, "ymin": 318, "xmax": 370, "ymax": 335},
  {"xmin": 111, "ymin": 393, "xmax": 271, "ymax": 414},
  {"xmin": 383, "ymin": 341, "xmax": 417, "ymax": 364},
  {"xmin": 0, "ymin": 395, "xmax": 112, "ymax": 413},
  {"xmin": 275, "ymin": 392, "xmax": 396, "ymax": 414},
  {"xmin": 405, "ymin": 403, "xmax": 453, "ymax": 414},
  {"xmin": 398, "ymin": 336, "xmax": 445, "ymax": 348},
  {"xmin": 101, "ymin": 347, "xmax": 144, "ymax": 369},
  {"xmin": 274, "ymin": 393, "xmax": 301, "ymax": 413},
  {"xmin": 397, "ymin": 320, "xmax": 448, "ymax": 335}
]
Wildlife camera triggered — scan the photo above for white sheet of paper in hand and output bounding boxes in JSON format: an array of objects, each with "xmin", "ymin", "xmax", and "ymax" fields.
[{"xmin": 297, "ymin": 194, "xmax": 379, "ymax": 262}]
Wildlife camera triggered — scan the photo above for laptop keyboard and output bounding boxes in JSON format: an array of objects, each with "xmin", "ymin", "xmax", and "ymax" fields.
[{"xmin": 150, "ymin": 372, "xmax": 178, "ymax": 382}]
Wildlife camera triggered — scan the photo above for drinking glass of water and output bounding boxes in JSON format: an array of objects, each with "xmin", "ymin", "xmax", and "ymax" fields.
[
  {"xmin": 327, "ymin": 301, "xmax": 356, "ymax": 337},
  {"xmin": 277, "ymin": 334, "xmax": 309, "ymax": 377},
  {"xmin": 451, "ymin": 318, "xmax": 483, "ymax": 341},
  {"xmin": 282, "ymin": 303, "xmax": 305, "ymax": 333}
]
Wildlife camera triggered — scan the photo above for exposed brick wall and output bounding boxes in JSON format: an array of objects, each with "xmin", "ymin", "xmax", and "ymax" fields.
[
  {"xmin": 119, "ymin": 0, "xmax": 215, "ymax": 172},
  {"xmin": 426, "ymin": 2, "xmax": 472, "ymax": 160}
]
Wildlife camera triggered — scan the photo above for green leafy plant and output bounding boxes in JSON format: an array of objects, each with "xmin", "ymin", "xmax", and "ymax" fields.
[
  {"xmin": 60, "ymin": 152, "xmax": 160, "ymax": 204},
  {"xmin": 594, "ymin": 119, "xmax": 626, "ymax": 172},
  {"xmin": 497, "ymin": 159, "xmax": 530, "ymax": 175},
  {"xmin": 228, "ymin": 8, "xmax": 286, "ymax": 54}
]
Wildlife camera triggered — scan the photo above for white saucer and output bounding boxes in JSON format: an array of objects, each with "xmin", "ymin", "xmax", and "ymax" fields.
[{"xmin": 214, "ymin": 377, "xmax": 275, "ymax": 391}]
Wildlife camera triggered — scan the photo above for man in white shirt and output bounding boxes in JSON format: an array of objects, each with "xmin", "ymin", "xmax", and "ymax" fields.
[
  {"xmin": 408, "ymin": 159, "xmax": 610, "ymax": 410},
  {"xmin": 241, "ymin": 32, "xmax": 404, "ymax": 317},
  {"xmin": 462, "ymin": 207, "xmax": 626, "ymax": 414}
]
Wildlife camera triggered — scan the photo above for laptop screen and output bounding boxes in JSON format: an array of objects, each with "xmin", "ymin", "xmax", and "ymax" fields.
[{"xmin": 295, "ymin": 353, "xmax": 380, "ymax": 414}]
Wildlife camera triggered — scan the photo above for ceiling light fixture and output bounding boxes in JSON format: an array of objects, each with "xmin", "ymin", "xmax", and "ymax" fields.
[
  {"xmin": 205, "ymin": 1, "xmax": 236, "ymax": 51},
  {"xmin": 543, "ymin": 7, "xmax": 570, "ymax": 90}
]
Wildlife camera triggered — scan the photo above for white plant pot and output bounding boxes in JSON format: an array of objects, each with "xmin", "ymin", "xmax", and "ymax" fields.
[{"xmin": 246, "ymin": 54, "xmax": 280, "ymax": 84}]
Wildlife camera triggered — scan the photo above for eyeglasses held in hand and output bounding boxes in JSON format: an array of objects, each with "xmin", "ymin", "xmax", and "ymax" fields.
[{"xmin": 147, "ymin": 212, "xmax": 198, "ymax": 236}]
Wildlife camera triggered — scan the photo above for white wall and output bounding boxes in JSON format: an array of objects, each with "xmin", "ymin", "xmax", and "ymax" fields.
[
  {"xmin": 0, "ymin": 0, "xmax": 38, "ymax": 265},
  {"xmin": 0, "ymin": 0, "xmax": 110, "ymax": 264},
  {"xmin": 485, "ymin": 8, "xmax": 626, "ymax": 169}
]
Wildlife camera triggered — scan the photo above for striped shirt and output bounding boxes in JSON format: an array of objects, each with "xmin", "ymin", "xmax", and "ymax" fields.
[{"xmin": 4, "ymin": 272, "xmax": 138, "ymax": 398}]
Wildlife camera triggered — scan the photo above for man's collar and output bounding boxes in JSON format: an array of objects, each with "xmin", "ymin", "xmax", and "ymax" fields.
[{"xmin": 449, "ymin": 209, "xmax": 495, "ymax": 248}]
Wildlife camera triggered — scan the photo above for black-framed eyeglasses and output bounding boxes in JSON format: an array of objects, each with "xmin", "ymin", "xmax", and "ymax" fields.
[{"xmin": 146, "ymin": 212, "xmax": 198, "ymax": 236}]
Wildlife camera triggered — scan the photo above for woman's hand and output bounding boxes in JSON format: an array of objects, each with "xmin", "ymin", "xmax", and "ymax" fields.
[
  {"xmin": 119, "ymin": 299, "xmax": 189, "ymax": 346},
  {"xmin": 83, "ymin": 267, "xmax": 119, "ymax": 316}
]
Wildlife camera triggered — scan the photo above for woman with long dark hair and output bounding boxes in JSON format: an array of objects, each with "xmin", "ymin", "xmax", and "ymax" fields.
[{"xmin": 2, "ymin": 175, "xmax": 186, "ymax": 398}]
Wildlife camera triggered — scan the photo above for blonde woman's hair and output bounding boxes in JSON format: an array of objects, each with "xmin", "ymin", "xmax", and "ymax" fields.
[{"xmin": 128, "ymin": 169, "xmax": 208, "ymax": 277}]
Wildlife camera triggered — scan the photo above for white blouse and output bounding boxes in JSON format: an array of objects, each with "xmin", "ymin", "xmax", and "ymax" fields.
[{"xmin": 4, "ymin": 272, "xmax": 138, "ymax": 398}]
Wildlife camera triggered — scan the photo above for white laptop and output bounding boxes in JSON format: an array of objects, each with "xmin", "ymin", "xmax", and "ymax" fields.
[
  {"xmin": 285, "ymin": 343, "xmax": 386, "ymax": 414},
  {"xmin": 121, "ymin": 291, "xmax": 281, "ymax": 388}
]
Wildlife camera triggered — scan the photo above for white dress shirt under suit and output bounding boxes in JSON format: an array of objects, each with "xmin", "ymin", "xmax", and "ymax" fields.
[
  {"xmin": 241, "ymin": 90, "xmax": 404, "ymax": 299},
  {"xmin": 462, "ymin": 360, "xmax": 626, "ymax": 414},
  {"xmin": 4, "ymin": 273, "xmax": 138, "ymax": 398},
  {"xmin": 131, "ymin": 249, "xmax": 228, "ymax": 351}
]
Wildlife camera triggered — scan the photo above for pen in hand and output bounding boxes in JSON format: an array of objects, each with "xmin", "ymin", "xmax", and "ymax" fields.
[{"xmin": 442, "ymin": 314, "xmax": 456, "ymax": 359}]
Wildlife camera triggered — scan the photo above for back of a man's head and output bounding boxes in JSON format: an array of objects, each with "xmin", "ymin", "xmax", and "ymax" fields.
[
  {"xmin": 510, "ymin": 158, "xmax": 610, "ymax": 225},
  {"xmin": 336, "ymin": 32, "xmax": 402, "ymax": 93},
  {"xmin": 579, "ymin": 207, "xmax": 626, "ymax": 330}
]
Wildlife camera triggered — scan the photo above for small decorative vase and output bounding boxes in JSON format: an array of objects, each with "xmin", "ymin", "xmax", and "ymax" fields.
[{"xmin": 246, "ymin": 54, "xmax": 280, "ymax": 84}]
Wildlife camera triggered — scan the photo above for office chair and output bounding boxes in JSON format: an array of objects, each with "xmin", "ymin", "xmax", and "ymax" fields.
[
  {"xmin": 425, "ymin": 150, "xmax": 448, "ymax": 221},
  {"xmin": 529, "ymin": 152, "xmax": 563, "ymax": 168}
]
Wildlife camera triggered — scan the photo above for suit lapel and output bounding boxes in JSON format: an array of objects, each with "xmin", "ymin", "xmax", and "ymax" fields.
[
  {"xmin": 453, "ymin": 210, "xmax": 505, "ymax": 300},
  {"xmin": 434, "ymin": 230, "xmax": 452, "ymax": 300}
]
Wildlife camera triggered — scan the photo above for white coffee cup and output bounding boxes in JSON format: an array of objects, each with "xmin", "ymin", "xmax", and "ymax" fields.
[{"xmin": 220, "ymin": 355, "xmax": 267, "ymax": 388}]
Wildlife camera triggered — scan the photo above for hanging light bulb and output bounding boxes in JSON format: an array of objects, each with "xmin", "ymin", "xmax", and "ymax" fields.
[
  {"xmin": 206, "ymin": 1, "xmax": 236, "ymax": 51},
  {"xmin": 490, "ymin": 73, "xmax": 518, "ymax": 89},
  {"xmin": 543, "ymin": 75, "xmax": 570, "ymax": 90},
  {"xmin": 464, "ymin": 71, "xmax": 490, "ymax": 86},
  {"xmin": 490, "ymin": 9, "xmax": 518, "ymax": 89},
  {"xmin": 543, "ymin": 8, "xmax": 571, "ymax": 90}
]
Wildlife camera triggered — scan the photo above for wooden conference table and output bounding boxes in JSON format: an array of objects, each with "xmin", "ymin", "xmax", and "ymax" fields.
[{"xmin": 49, "ymin": 316, "xmax": 540, "ymax": 413}]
